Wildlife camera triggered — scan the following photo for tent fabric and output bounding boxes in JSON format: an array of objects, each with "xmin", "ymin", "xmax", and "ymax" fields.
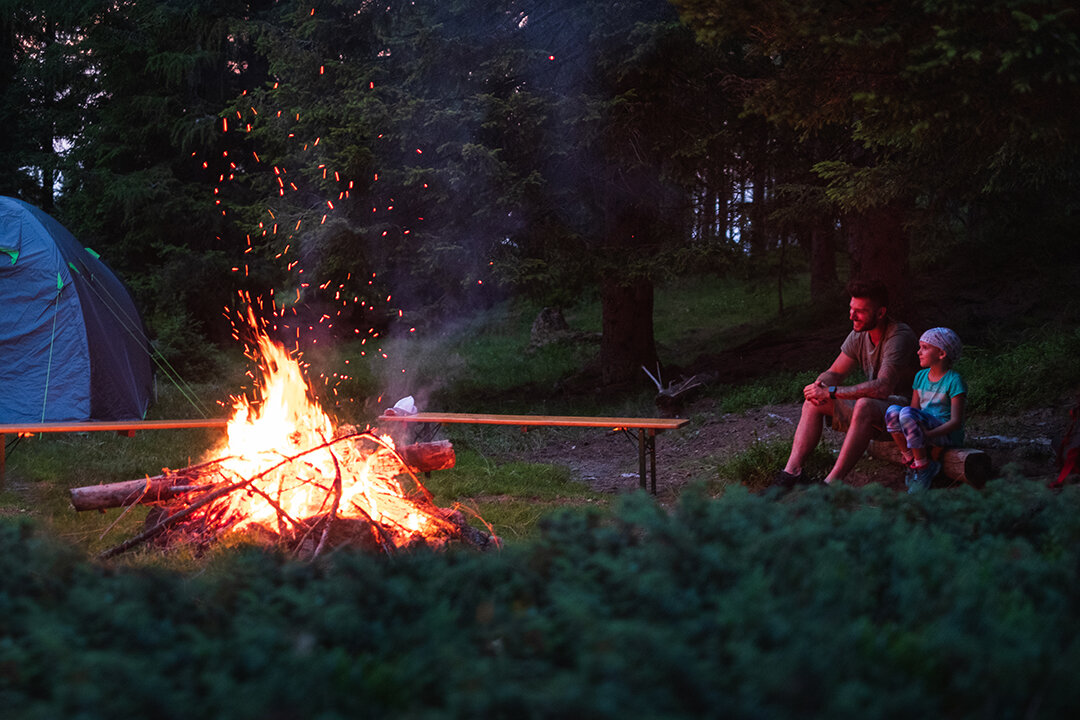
[{"xmin": 0, "ymin": 196, "xmax": 152, "ymax": 423}]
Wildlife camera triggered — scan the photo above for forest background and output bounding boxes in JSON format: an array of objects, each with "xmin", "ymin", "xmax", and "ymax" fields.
[
  {"xmin": 4, "ymin": 0, "xmax": 1077, "ymax": 393},
  {"xmin": 3, "ymin": 1, "xmax": 1080, "ymax": 716}
]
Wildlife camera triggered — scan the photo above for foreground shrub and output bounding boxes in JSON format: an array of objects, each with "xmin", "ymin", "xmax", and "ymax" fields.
[{"xmin": 3, "ymin": 479, "xmax": 1080, "ymax": 718}]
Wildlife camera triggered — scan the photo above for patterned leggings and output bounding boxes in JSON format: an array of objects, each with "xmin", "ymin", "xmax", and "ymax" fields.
[{"xmin": 885, "ymin": 405, "xmax": 948, "ymax": 450}]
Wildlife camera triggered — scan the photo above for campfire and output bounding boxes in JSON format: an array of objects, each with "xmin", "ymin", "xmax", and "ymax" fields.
[{"xmin": 74, "ymin": 310, "xmax": 494, "ymax": 559}]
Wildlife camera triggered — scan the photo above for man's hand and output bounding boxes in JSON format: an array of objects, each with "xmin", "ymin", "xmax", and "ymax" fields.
[{"xmin": 804, "ymin": 380, "xmax": 831, "ymax": 406}]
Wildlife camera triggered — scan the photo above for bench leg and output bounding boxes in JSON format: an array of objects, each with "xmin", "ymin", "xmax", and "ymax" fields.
[
  {"xmin": 638, "ymin": 429, "xmax": 647, "ymax": 491},
  {"xmin": 649, "ymin": 430, "xmax": 657, "ymax": 495},
  {"xmin": 635, "ymin": 429, "xmax": 659, "ymax": 495}
]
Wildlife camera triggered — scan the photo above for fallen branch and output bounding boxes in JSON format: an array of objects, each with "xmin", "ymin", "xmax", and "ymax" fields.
[{"xmin": 643, "ymin": 364, "xmax": 704, "ymax": 417}]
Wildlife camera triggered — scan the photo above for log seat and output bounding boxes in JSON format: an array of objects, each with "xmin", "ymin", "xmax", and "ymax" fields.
[{"xmin": 868, "ymin": 440, "xmax": 992, "ymax": 488}]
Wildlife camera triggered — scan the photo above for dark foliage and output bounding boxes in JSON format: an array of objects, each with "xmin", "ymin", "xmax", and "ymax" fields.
[{"xmin": 4, "ymin": 478, "xmax": 1080, "ymax": 718}]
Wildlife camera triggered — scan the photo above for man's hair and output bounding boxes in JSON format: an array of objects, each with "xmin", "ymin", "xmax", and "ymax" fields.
[{"xmin": 846, "ymin": 279, "xmax": 889, "ymax": 309}]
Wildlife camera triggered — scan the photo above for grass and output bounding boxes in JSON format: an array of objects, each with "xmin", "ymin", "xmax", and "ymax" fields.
[
  {"xmin": 568, "ymin": 272, "xmax": 812, "ymax": 351},
  {"xmin": 711, "ymin": 438, "xmax": 837, "ymax": 494},
  {"xmin": 957, "ymin": 325, "xmax": 1080, "ymax": 414},
  {"xmin": 653, "ymin": 272, "xmax": 811, "ymax": 349},
  {"xmin": 712, "ymin": 369, "xmax": 818, "ymax": 414},
  {"xmin": 423, "ymin": 449, "xmax": 606, "ymax": 541}
]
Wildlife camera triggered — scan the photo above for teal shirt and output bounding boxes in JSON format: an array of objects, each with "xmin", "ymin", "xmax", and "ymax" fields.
[{"xmin": 913, "ymin": 368, "xmax": 967, "ymax": 446}]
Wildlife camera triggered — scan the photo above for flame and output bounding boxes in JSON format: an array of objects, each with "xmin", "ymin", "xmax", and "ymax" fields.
[{"xmin": 206, "ymin": 310, "xmax": 457, "ymax": 549}]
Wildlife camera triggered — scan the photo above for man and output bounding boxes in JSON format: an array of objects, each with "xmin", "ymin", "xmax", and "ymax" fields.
[{"xmin": 776, "ymin": 279, "xmax": 918, "ymax": 487}]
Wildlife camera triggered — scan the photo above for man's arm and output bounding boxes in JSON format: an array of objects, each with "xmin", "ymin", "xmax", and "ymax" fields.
[
  {"xmin": 805, "ymin": 353, "xmax": 856, "ymax": 405},
  {"xmin": 808, "ymin": 351, "xmax": 901, "ymax": 404},
  {"xmin": 815, "ymin": 353, "xmax": 856, "ymax": 388},
  {"xmin": 832, "ymin": 371, "xmax": 898, "ymax": 401}
]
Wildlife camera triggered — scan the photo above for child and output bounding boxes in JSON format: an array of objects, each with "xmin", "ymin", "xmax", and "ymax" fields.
[{"xmin": 885, "ymin": 327, "xmax": 967, "ymax": 493}]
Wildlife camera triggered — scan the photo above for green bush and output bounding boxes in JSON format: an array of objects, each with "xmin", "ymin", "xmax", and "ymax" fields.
[{"xmin": 4, "ymin": 479, "xmax": 1080, "ymax": 718}]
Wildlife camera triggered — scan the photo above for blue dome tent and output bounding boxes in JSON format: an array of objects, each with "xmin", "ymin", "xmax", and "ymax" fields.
[{"xmin": 0, "ymin": 196, "xmax": 152, "ymax": 423}]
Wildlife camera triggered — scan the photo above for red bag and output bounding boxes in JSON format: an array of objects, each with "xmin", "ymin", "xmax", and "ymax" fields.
[{"xmin": 1050, "ymin": 396, "xmax": 1080, "ymax": 489}]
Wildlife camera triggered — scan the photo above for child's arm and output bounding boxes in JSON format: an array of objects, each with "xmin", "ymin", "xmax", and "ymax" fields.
[{"xmin": 925, "ymin": 394, "xmax": 966, "ymax": 441}]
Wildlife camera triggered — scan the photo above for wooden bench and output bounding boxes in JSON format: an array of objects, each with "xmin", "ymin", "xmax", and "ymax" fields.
[
  {"xmin": 868, "ymin": 440, "xmax": 992, "ymax": 488},
  {"xmin": 378, "ymin": 412, "xmax": 689, "ymax": 494},
  {"xmin": 0, "ymin": 419, "xmax": 229, "ymax": 487}
]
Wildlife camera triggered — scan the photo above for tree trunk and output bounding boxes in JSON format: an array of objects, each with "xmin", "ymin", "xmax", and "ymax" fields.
[
  {"xmin": 846, "ymin": 203, "xmax": 911, "ymax": 316},
  {"xmin": 748, "ymin": 167, "xmax": 769, "ymax": 258},
  {"xmin": 600, "ymin": 276, "xmax": 657, "ymax": 388},
  {"xmin": 809, "ymin": 215, "xmax": 839, "ymax": 302}
]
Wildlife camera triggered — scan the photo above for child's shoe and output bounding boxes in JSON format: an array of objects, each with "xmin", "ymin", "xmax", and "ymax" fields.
[{"xmin": 906, "ymin": 460, "xmax": 940, "ymax": 493}]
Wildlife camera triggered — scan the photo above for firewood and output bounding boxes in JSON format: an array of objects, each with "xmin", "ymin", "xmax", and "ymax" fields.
[
  {"xmin": 70, "ymin": 441, "xmax": 456, "ymax": 512},
  {"xmin": 86, "ymin": 431, "xmax": 487, "ymax": 560},
  {"xmin": 97, "ymin": 433, "xmax": 370, "ymax": 559},
  {"xmin": 868, "ymin": 441, "xmax": 992, "ymax": 488},
  {"xmin": 70, "ymin": 475, "xmax": 214, "ymax": 512},
  {"xmin": 398, "ymin": 440, "xmax": 455, "ymax": 471}
]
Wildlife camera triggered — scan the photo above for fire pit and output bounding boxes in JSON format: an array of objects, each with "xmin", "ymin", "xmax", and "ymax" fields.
[{"xmin": 75, "ymin": 310, "xmax": 495, "ymax": 559}]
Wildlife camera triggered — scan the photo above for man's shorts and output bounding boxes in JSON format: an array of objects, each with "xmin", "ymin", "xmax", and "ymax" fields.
[{"xmin": 828, "ymin": 395, "xmax": 909, "ymax": 438}]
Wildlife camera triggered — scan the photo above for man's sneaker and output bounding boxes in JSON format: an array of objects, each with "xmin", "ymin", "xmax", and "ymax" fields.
[
  {"xmin": 906, "ymin": 460, "xmax": 940, "ymax": 493},
  {"xmin": 772, "ymin": 469, "xmax": 804, "ymax": 489}
]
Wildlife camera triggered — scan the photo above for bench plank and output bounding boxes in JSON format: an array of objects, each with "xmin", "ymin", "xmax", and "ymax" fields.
[
  {"xmin": 1, "ymin": 419, "xmax": 229, "ymax": 487},
  {"xmin": 378, "ymin": 412, "xmax": 688, "ymax": 494},
  {"xmin": 378, "ymin": 412, "xmax": 688, "ymax": 431},
  {"xmin": 0, "ymin": 419, "xmax": 228, "ymax": 435}
]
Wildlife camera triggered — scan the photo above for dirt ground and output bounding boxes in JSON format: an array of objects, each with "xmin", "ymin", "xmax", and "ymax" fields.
[{"xmin": 502, "ymin": 397, "xmax": 1070, "ymax": 502}]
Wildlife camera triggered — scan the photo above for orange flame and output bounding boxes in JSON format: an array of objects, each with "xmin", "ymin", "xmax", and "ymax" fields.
[{"xmin": 207, "ymin": 308, "xmax": 457, "ymax": 549}]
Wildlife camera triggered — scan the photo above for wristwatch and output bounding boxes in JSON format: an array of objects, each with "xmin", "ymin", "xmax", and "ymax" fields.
[{"xmin": 828, "ymin": 386, "xmax": 837, "ymax": 399}]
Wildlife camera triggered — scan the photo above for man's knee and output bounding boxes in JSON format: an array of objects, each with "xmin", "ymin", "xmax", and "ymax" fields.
[
  {"xmin": 851, "ymin": 397, "xmax": 886, "ymax": 429},
  {"xmin": 801, "ymin": 397, "xmax": 828, "ymax": 416}
]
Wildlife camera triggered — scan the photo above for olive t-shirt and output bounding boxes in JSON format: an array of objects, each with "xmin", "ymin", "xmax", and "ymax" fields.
[{"xmin": 839, "ymin": 320, "xmax": 918, "ymax": 401}]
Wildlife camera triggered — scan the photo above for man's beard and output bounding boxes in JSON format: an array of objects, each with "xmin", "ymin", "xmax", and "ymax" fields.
[{"xmin": 856, "ymin": 312, "xmax": 883, "ymax": 332}]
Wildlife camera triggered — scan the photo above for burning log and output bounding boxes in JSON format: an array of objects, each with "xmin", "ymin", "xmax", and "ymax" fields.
[
  {"xmin": 397, "ymin": 439, "xmax": 455, "ymax": 471},
  {"xmin": 70, "ymin": 458, "xmax": 227, "ymax": 512},
  {"xmin": 70, "ymin": 477, "xmax": 215, "ymax": 512},
  {"xmin": 70, "ymin": 440, "xmax": 457, "ymax": 512}
]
